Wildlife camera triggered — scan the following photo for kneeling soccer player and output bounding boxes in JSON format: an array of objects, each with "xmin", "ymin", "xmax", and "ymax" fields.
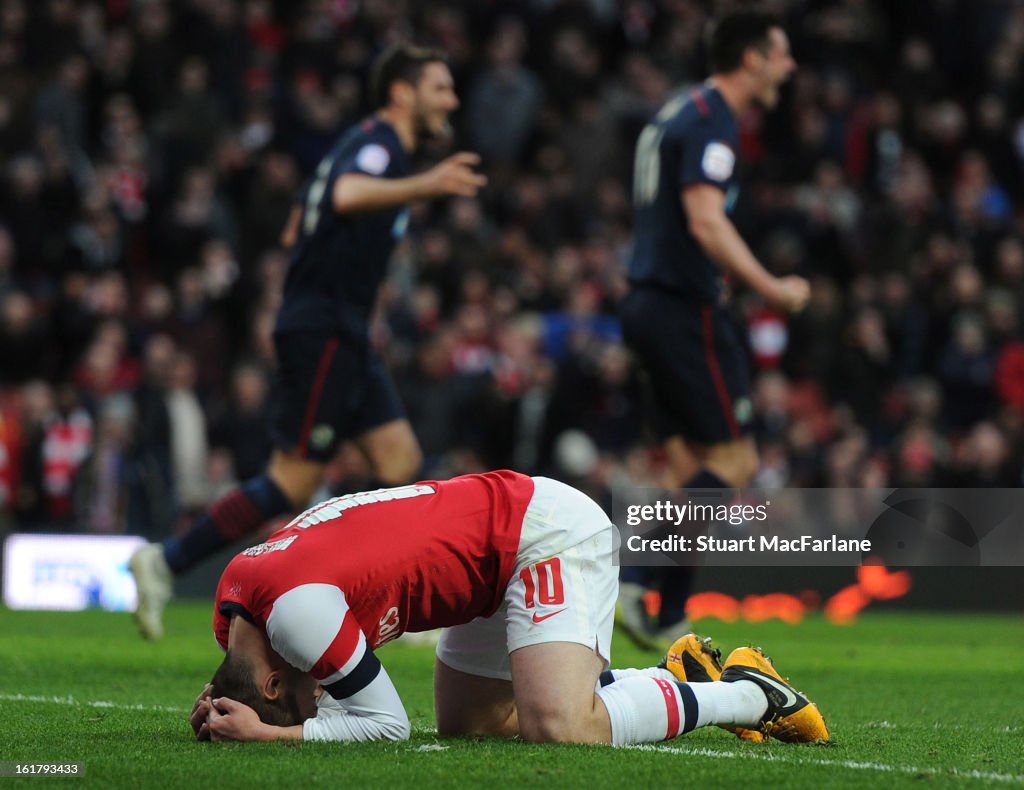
[{"xmin": 190, "ymin": 471, "xmax": 829, "ymax": 745}]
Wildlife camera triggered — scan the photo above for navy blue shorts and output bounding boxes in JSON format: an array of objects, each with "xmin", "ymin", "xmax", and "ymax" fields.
[
  {"xmin": 270, "ymin": 330, "xmax": 406, "ymax": 462},
  {"xmin": 620, "ymin": 287, "xmax": 752, "ymax": 445}
]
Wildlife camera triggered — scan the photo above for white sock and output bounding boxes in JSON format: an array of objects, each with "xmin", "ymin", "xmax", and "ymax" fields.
[
  {"xmin": 595, "ymin": 677, "xmax": 768, "ymax": 744},
  {"xmin": 595, "ymin": 667, "xmax": 676, "ymax": 691},
  {"xmin": 595, "ymin": 676, "xmax": 692, "ymax": 744},
  {"xmin": 688, "ymin": 680, "xmax": 767, "ymax": 728}
]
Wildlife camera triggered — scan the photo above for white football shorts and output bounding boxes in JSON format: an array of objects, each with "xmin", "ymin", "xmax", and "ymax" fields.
[{"xmin": 435, "ymin": 476, "xmax": 618, "ymax": 680}]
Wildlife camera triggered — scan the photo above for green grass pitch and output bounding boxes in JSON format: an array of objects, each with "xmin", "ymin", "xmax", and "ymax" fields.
[{"xmin": 1, "ymin": 604, "xmax": 1021, "ymax": 788}]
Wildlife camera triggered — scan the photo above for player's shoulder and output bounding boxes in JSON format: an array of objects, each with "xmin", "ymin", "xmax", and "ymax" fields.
[
  {"xmin": 661, "ymin": 87, "xmax": 733, "ymax": 135},
  {"xmin": 336, "ymin": 117, "xmax": 403, "ymax": 175}
]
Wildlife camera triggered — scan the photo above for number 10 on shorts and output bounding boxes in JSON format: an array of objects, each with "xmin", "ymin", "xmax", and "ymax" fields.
[{"xmin": 520, "ymin": 558, "xmax": 565, "ymax": 608}]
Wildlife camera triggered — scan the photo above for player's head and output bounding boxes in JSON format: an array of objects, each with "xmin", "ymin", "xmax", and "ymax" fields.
[
  {"xmin": 209, "ymin": 648, "xmax": 318, "ymax": 727},
  {"xmin": 706, "ymin": 9, "xmax": 795, "ymax": 109},
  {"xmin": 370, "ymin": 43, "xmax": 457, "ymax": 140}
]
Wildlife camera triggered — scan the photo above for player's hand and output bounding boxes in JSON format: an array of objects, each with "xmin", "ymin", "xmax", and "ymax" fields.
[
  {"xmin": 424, "ymin": 152, "xmax": 487, "ymax": 198},
  {"xmin": 190, "ymin": 683, "xmax": 214, "ymax": 740},
  {"xmin": 206, "ymin": 697, "xmax": 267, "ymax": 742},
  {"xmin": 769, "ymin": 275, "xmax": 810, "ymax": 314}
]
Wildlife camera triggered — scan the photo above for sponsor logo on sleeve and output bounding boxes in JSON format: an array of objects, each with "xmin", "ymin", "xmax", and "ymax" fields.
[{"xmin": 702, "ymin": 142, "xmax": 735, "ymax": 182}]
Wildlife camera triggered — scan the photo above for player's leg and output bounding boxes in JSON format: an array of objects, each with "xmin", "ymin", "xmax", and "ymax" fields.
[
  {"xmin": 507, "ymin": 479, "xmax": 771, "ymax": 744},
  {"xmin": 433, "ymin": 601, "xmax": 519, "ymax": 737},
  {"xmin": 434, "ymin": 658, "xmax": 517, "ymax": 737},
  {"xmin": 694, "ymin": 435, "xmax": 758, "ymax": 489},
  {"xmin": 353, "ymin": 419, "xmax": 422, "ymax": 485},
  {"xmin": 349, "ymin": 349, "xmax": 422, "ymax": 485}
]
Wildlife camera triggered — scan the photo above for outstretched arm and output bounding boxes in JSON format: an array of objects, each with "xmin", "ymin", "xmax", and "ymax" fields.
[
  {"xmin": 332, "ymin": 152, "xmax": 486, "ymax": 213},
  {"xmin": 683, "ymin": 184, "xmax": 809, "ymax": 313}
]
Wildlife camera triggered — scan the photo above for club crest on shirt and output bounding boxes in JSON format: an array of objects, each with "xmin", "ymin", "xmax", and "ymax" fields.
[{"xmin": 702, "ymin": 141, "xmax": 735, "ymax": 182}]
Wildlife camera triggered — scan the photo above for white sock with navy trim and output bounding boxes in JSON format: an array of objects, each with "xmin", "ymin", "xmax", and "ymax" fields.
[
  {"xmin": 687, "ymin": 680, "xmax": 767, "ymax": 728},
  {"xmin": 595, "ymin": 676, "xmax": 694, "ymax": 744},
  {"xmin": 595, "ymin": 678, "xmax": 768, "ymax": 744}
]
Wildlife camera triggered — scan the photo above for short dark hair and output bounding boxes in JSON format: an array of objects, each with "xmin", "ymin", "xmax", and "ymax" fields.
[
  {"xmin": 706, "ymin": 9, "xmax": 782, "ymax": 74},
  {"xmin": 369, "ymin": 43, "xmax": 448, "ymax": 109},
  {"xmin": 209, "ymin": 650, "xmax": 304, "ymax": 728}
]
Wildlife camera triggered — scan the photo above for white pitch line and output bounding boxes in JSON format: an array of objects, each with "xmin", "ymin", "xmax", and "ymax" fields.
[
  {"xmin": 623, "ymin": 744, "xmax": 1024, "ymax": 785},
  {"xmin": 6, "ymin": 692, "xmax": 1021, "ymax": 784},
  {"xmin": 0, "ymin": 692, "xmax": 188, "ymax": 714}
]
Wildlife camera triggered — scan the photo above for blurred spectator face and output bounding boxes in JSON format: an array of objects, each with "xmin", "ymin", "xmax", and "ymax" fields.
[
  {"xmin": 598, "ymin": 343, "xmax": 630, "ymax": 386},
  {"xmin": 902, "ymin": 37, "xmax": 934, "ymax": 72},
  {"xmin": 137, "ymin": 0, "xmax": 170, "ymax": 38},
  {"xmin": 1, "ymin": 1, "xmax": 26, "ymax": 35},
  {"xmin": 177, "ymin": 268, "xmax": 205, "ymax": 311},
  {"xmin": 200, "ymin": 239, "xmax": 239, "ymax": 298},
  {"xmin": 179, "ymin": 57, "xmax": 209, "ymax": 97},
  {"xmin": 93, "ymin": 318, "xmax": 127, "ymax": 355},
  {"xmin": 20, "ymin": 380, "xmax": 55, "ymax": 424},
  {"xmin": 873, "ymin": 91, "xmax": 902, "ymax": 127},
  {"xmin": 58, "ymin": 54, "xmax": 89, "ymax": 91},
  {"xmin": 952, "ymin": 314, "xmax": 987, "ymax": 355},
  {"xmin": 754, "ymin": 371, "xmax": 789, "ymax": 415},
  {"xmin": 8, "ymin": 155, "xmax": 43, "ymax": 197},
  {"xmin": 994, "ymin": 237, "xmax": 1024, "ymax": 285},
  {"xmin": 950, "ymin": 265, "xmax": 983, "ymax": 307},
  {"xmin": 976, "ymin": 94, "xmax": 1006, "ymax": 132},
  {"xmin": 906, "ymin": 377, "xmax": 942, "ymax": 422},
  {"xmin": 418, "ymin": 332, "xmax": 454, "ymax": 380},
  {"xmin": 233, "ymin": 365, "xmax": 268, "ymax": 410},
  {"xmin": 170, "ymin": 352, "xmax": 198, "ymax": 391},
  {"xmin": 449, "ymin": 197, "xmax": 483, "ymax": 234},
  {"xmin": 966, "ymin": 422, "xmax": 1008, "ymax": 472},
  {"xmin": 889, "ymin": 153, "xmax": 934, "ymax": 214},
  {"xmin": 488, "ymin": 17, "xmax": 526, "ymax": 68},
  {"xmin": 1, "ymin": 291, "xmax": 33, "ymax": 333},
  {"xmin": 140, "ymin": 282, "xmax": 174, "ymax": 324},
  {"xmin": 881, "ymin": 272, "xmax": 911, "ymax": 311},
  {"xmin": 411, "ymin": 284, "xmax": 439, "ymax": 327},
  {"xmin": 86, "ymin": 272, "xmax": 128, "ymax": 317},
  {"xmin": 81, "ymin": 341, "xmax": 118, "ymax": 392},
  {"xmin": 143, "ymin": 333, "xmax": 176, "ymax": 384},
  {"xmin": 985, "ymin": 289, "xmax": 1018, "ymax": 337}
]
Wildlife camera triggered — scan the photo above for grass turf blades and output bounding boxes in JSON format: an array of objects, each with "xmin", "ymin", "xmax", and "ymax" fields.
[{"xmin": 1, "ymin": 604, "xmax": 1021, "ymax": 788}]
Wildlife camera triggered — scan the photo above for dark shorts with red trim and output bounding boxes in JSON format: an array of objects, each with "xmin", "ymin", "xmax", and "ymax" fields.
[
  {"xmin": 270, "ymin": 330, "xmax": 405, "ymax": 462},
  {"xmin": 620, "ymin": 286, "xmax": 752, "ymax": 445}
]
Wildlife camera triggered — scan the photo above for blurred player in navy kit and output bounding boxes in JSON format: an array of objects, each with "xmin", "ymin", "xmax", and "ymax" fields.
[
  {"xmin": 130, "ymin": 44, "xmax": 487, "ymax": 640},
  {"xmin": 618, "ymin": 10, "xmax": 808, "ymax": 646}
]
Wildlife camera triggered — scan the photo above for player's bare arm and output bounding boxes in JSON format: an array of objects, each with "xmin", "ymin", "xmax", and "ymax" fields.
[
  {"xmin": 683, "ymin": 183, "xmax": 809, "ymax": 313},
  {"xmin": 279, "ymin": 205, "xmax": 301, "ymax": 249},
  {"xmin": 332, "ymin": 152, "xmax": 486, "ymax": 213}
]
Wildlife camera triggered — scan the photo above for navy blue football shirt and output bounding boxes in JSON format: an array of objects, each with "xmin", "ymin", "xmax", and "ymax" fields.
[
  {"xmin": 276, "ymin": 117, "xmax": 411, "ymax": 338},
  {"xmin": 628, "ymin": 85, "xmax": 739, "ymax": 303}
]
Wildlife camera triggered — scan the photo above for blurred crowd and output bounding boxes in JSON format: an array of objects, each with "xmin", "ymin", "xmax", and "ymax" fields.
[{"xmin": 1, "ymin": 0, "xmax": 1023, "ymax": 537}]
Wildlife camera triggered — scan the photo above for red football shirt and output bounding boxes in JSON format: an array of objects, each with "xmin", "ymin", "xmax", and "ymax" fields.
[{"xmin": 213, "ymin": 471, "xmax": 534, "ymax": 695}]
